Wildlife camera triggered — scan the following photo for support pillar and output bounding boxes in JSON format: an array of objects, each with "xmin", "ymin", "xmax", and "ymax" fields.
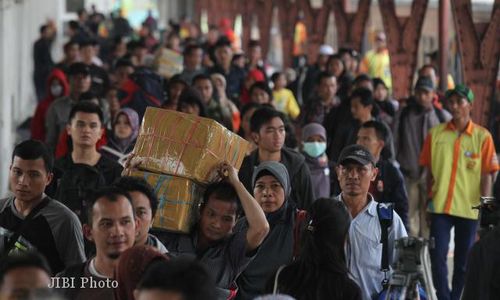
[
  {"xmin": 379, "ymin": 0, "xmax": 429, "ymax": 100},
  {"xmin": 451, "ymin": 0, "xmax": 500, "ymax": 125}
]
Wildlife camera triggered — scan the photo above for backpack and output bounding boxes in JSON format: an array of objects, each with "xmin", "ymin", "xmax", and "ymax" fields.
[
  {"xmin": 119, "ymin": 67, "xmax": 165, "ymax": 119},
  {"xmin": 55, "ymin": 163, "xmax": 106, "ymax": 223}
]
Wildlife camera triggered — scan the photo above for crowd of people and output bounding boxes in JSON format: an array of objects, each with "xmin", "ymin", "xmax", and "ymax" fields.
[{"xmin": 1, "ymin": 6, "xmax": 499, "ymax": 300}]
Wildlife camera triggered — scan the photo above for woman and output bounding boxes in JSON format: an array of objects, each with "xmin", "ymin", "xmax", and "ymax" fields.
[
  {"xmin": 373, "ymin": 77, "xmax": 399, "ymax": 126},
  {"xmin": 101, "ymin": 108, "xmax": 139, "ymax": 163},
  {"xmin": 270, "ymin": 198, "xmax": 361, "ymax": 300},
  {"xmin": 235, "ymin": 161, "xmax": 305, "ymax": 300}
]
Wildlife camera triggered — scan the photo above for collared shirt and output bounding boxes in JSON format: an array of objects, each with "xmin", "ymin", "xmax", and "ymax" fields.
[
  {"xmin": 420, "ymin": 121, "xmax": 499, "ymax": 219},
  {"xmin": 337, "ymin": 194, "xmax": 407, "ymax": 300}
]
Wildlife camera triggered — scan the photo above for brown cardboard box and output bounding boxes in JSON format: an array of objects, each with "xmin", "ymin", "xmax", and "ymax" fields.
[
  {"xmin": 130, "ymin": 170, "xmax": 205, "ymax": 233},
  {"xmin": 133, "ymin": 107, "xmax": 248, "ymax": 184}
]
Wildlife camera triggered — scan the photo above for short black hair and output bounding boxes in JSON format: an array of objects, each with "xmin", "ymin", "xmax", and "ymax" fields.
[
  {"xmin": 68, "ymin": 101, "xmax": 104, "ymax": 125},
  {"xmin": 353, "ymin": 73, "xmax": 372, "ymax": 86},
  {"xmin": 214, "ymin": 37, "xmax": 231, "ymax": 49},
  {"xmin": 68, "ymin": 20, "xmax": 80, "ymax": 31},
  {"xmin": 137, "ymin": 258, "xmax": 216, "ymax": 300},
  {"xmin": 183, "ymin": 44, "xmax": 203, "ymax": 56},
  {"xmin": 360, "ymin": 120, "xmax": 388, "ymax": 142},
  {"xmin": 0, "ymin": 252, "xmax": 51, "ymax": 284},
  {"xmin": 270, "ymin": 72, "xmax": 284, "ymax": 83},
  {"xmin": 350, "ymin": 87, "xmax": 374, "ymax": 107},
  {"xmin": 201, "ymin": 181, "xmax": 239, "ymax": 214},
  {"xmin": 12, "ymin": 139, "xmax": 53, "ymax": 173},
  {"xmin": 250, "ymin": 106, "xmax": 285, "ymax": 133},
  {"xmin": 86, "ymin": 186, "xmax": 134, "ymax": 226},
  {"xmin": 249, "ymin": 81, "xmax": 273, "ymax": 100},
  {"xmin": 63, "ymin": 40, "xmax": 79, "ymax": 52},
  {"xmin": 39, "ymin": 25, "xmax": 48, "ymax": 35},
  {"xmin": 316, "ymin": 71, "xmax": 336, "ymax": 86},
  {"xmin": 178, "ymin": 87, "xmax": 207, "ymax": 117},
  {"xmin": 192, "ymin": 74, "xmax": 212, "ymax": 85},
  {"xmin": 114, "ymin": 176, "xmax": 159, "ymax": 217},
  {"xmin": 114, "ymin": 58, "xmax": 134, "ymax": 70},
  {"xmin": 79, "ymin": 91, "xmax": 99, "ymax": 103},
  {"xmin": 248, "ymin": 39, "xmax": 261, "ymax": 48}
]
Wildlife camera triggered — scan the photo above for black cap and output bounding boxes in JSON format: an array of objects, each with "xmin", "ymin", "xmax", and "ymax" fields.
[
  {"xmin": 338, "ymin": 144, "xmax": 375, "ymax": 166},
  {"xmin": 68, "ymin": 62, "xmax": 91, "ymax": 76},
  {"xmin": 414, "ymin": 76, "xmax": 434, "ymax": 92}
]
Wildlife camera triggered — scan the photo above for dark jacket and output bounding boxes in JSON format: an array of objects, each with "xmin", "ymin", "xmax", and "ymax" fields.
[
  {"xmin": 462, "ymin": 226, "xmax": 500, "ymax": 300},
  {"xmin": 239, "ymin": 147, "xmax": 314, "ymax": 211},
  {"xmin": 47, "ymin": 154, "xmax": 123, "ymax": 197},
  {"xmin": 370, "ymin": 159, "xmax": 409, "ymax": 229}
]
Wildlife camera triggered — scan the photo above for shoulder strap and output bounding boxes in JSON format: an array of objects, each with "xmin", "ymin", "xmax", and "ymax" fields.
[
  {"xmin": 1, "ymin": 197, "xmax": 50, "ymax": 256},
  {"xmin": 273, "ymin": 265, "xmax": 287, "ymax": 295},
  {"xmin": 377, "ymin": 202, "xmax": 393, "ymax": 290},
  {"xmin": 293, "ymin": 209, "xmax": 308, "ymax": 259}
]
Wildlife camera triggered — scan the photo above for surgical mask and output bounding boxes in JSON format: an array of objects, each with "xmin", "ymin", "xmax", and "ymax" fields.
[
  {"xmin": 50, "ymin": 84, "xmax": 63, "ymax": 97},
  {"xmin": 303, "ymin": 142, "xmax": 326, "ymax": 158}
]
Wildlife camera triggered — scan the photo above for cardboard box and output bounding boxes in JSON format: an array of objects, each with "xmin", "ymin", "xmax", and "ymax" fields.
[
  {"xmin": 133, "ymin": 107, "xmax": 249, "ymax": 184},
  {"xmin": 131, "ymin": 170, "xmax": 205, "ymax": 233}
]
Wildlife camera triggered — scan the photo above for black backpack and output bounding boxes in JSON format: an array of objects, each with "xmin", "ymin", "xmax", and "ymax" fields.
[{"xmin": 55, "ymin": 163, "xmax": 106, "ymax": 223}]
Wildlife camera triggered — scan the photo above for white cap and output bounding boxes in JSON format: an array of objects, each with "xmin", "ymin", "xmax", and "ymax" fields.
[{"xmin": 318, "ymin": 44, "xmax": 334, "ymax": 56}]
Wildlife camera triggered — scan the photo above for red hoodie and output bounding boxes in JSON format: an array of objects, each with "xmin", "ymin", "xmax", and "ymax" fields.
[{"xmin": 31, "ymin": 68, "xmax": 70, "ymax": 141}]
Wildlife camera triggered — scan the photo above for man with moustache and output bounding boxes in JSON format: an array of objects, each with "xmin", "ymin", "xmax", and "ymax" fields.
[{"xmin": 56, "ymin": 187, "xmax": 137, "ymax": 300}]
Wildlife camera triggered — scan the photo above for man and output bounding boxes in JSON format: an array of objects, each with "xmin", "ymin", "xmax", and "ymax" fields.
[
  {"xmin": 240, "ymin": 107, "xmax": 314, "ymax": 211},
  {"xmin": 301, "ymin": 71, "xmax": 340, "ymax": 126},
  {"xmin": 192, "ymin": 74, "xmax": 233, "ymax": 130},
  {"xmin": 57, "ymin": 187, "xmax": 137, "ymax": 300},
  {"xmin": 335, "ymin": 144, "xmax": 407, "ymax": 300},
  {"xmin": 134, "ymin": 259, "xmax": 216, "ymax": 300},
  {"xmin": 357, "ymin": 121, "xmax": 409, "ymax": 228},
  {"xmin": 393, "ymin": 76, "xmax": 451, "ymax": 238},
  {"xmin": 0, "ymin": 140, "xmax": 85, "ymax": 274},
  {"xmin": 359, "ymin": 31, "xmax": 391, "ymax": 91},
  {"xmin": 162, "ymin": 162, "xmax": 269, "ymax": 298},
  {"xmin": 208, "ymin": 38, "xmax": 245, "ymax": 100},
  {"xmin": 114, "ymin": 176, "xmax": 168, "ymax": 253},
  {"xmin": 51, "ymin": 102, "xmax": 123, "ymax": 222},
  {"xmin": 55, "ymin": 40, "xmax": 80, "ymax": 77},
  {"xmin": 33, "ymin": 23, "xmax": 55, "ymax": 101},
  {"xmin": 79, "ymin": 39, "xmax": 109, "ymax": 97},
  {"xmin": 420, "ymin": 84, "xmax": 499, "ymax": 300},
  {"xmin": 0, "ymin": 252, "xmax": 53, "ymax": 299},
  {"xmin": 180, "ymin": 44, "xmax": 205, "ymax": 85},
  {"xmin": 302, "ymin": 44, "xmax": 334, "ymax": 104},
  {"xmin": 45, "ymin": 62, "xmax": 92, "ymax": 152}
]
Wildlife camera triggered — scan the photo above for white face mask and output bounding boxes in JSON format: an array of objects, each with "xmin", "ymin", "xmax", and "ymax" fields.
[{"xmin": 50, "ymin": 84, "xmax": 63, "ymax": 97}]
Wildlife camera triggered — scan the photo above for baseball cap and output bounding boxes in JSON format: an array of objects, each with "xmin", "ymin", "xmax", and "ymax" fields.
[
  {"xmin": 414, "ymin": 76, "xmax": 434, "ymax": 92},
  {"xmin": 252, "ymin": 161, "xmax": 291, "ymax": 197},
  {"xmin": 445, "ymin": 84, "xmax": 474, "ymax": 103},
  {"xmin": 318, "ymin": 44, "xmax": 334, "ymax": 56},
  {"xmin": 338, "ymin": 144, "xmax": 375, "ymax": 166},
  {"xmin": 68, "ymin": 62, "xmax": 91, "ymax": 76}
]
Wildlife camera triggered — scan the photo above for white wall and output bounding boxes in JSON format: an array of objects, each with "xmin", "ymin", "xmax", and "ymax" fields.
[{"xmin": 0, "ymin": 0, "xmax": 65, "ymax": 196}]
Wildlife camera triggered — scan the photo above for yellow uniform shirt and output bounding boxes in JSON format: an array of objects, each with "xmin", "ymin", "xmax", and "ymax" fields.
[
  {"xmin": 359, "ymin": 49, "xmax": 392, "ymax": 90},
  {"xmin": 419, "ymin": 121, "xmax": 499, "ymax": 219}
]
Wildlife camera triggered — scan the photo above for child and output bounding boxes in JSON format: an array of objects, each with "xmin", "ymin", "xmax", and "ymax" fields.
[{"xmin": 271, "ymin": 72, "xmax": 300, "ymax": 120}]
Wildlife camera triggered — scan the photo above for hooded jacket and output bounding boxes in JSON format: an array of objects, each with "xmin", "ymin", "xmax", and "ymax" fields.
[
  {"xmin": 31, "ymin": 68, "xmax": 70, "ymax": 141},
  {"xmin": 238, "ymin": 147, "xmax": 314, "ymax": 211}
]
